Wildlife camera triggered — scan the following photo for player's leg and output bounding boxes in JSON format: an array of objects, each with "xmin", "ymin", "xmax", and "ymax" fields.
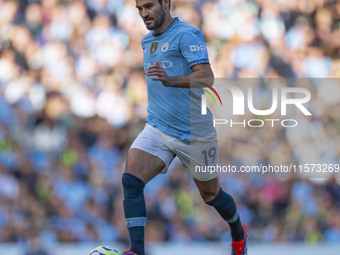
[
  {"xmin": 122, "ymin": 124, "xmax": 175, "ymax": 255},
  {"xmin": 123, "ymin": 148, "xmax": 165, "ymax": 255},
  {"xmin": 193, "ymin": 177, "xmax": 245, "ymax": 241},
  {"xmin": 172, "ymin": 131, "xmax": 247, "ymax": 254},
  {"xmin": 194, "ymin": 177, "xmax": 248, "ymax": 254},
  {"xmin": 125, "ymin": 148, "xmax": 165, "ymax": 183}
]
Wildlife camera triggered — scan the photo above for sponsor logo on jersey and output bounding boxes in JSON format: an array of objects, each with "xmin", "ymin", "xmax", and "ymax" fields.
[
  {"xmin": 144, "ymin": 61, "xmax": 173, "ymax": 72},
  {"xmin": 161, "ymin": 42, "xmax": 169, "ymax": 52},
  {"xmin": 190, "ymin": 44, "xmax": 206, "ymax": 52},
  {"xmin": 150, "ymin": 42, "xmax": 158, "ymax": 54}
]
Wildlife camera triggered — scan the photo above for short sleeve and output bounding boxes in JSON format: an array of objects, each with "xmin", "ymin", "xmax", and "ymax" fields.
[{"xmin": 179, "ymin": 29, "xmax": 210, "ymax": 68}]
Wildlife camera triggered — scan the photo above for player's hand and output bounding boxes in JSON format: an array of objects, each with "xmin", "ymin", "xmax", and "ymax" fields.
[{"xmin": 146, "ymin": 61, "xmax": 174, "ymax": 87}]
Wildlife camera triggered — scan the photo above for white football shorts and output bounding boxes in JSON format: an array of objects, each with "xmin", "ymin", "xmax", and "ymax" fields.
[{"xmin": 130, "ymin": 123, "xmax": 219, "ymax": 181}]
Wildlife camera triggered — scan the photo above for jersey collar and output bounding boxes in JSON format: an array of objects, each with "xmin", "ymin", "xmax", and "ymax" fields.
[{"xmin": 152, "ymin": 17, "xmax": 179, "ymax": 37}]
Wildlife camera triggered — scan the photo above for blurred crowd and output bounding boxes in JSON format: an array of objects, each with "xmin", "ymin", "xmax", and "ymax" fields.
[{"xmin": 0, "ymin": 0, "xmax": 340, "ymax": 254}]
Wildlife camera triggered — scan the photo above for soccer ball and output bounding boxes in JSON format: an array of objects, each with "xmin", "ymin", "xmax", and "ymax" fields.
[{"xmin": 88, "ymin": 246, "xmax": 120, "ymax": 255}]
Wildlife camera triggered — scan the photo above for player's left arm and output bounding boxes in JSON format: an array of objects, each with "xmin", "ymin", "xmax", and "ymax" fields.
[{"xmin": 145, "ymin": 61, "xmax": 214, "ymax": 88}]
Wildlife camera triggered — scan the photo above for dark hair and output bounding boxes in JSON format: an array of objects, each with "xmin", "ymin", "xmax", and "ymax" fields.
[{"xmin": 158, "ymin": 0, "xmax": 171, "ymax": 9}]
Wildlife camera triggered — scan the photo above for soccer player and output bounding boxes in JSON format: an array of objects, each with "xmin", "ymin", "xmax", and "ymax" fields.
[{"xmin": 122, "ymin": 0, "xmax": 248, "ymax": 254}]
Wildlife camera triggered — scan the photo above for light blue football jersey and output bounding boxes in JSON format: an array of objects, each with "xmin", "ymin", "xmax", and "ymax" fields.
[{"xmin": 142, "ymin": 17, "xmax": 215, "ymax": 142}]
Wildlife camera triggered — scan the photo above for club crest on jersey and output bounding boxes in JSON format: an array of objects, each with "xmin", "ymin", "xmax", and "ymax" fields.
[
  {"xmin": 161, "ymin": 42, "xmax": 169, "ymax": 52},
  {"xmin": 150, "ymin": 42, "xmax": 158, "ymax": 54}
]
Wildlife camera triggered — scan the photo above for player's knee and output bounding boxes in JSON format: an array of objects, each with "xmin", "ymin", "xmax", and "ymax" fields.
[
  {"xmin": 122, "ymin": 173, "xmax": 145, "ymax": 199},
  {"xmin": 200, "ymin": 188, "xmax": 220, "ymax": 203}
]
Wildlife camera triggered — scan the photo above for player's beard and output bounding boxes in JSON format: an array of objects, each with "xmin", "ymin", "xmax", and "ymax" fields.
[{"xmin": 144, "ymin": 7, "xmax": 165, "ymax": 31}]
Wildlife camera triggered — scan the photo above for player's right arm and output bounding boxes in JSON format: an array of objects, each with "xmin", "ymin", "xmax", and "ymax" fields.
[
  {"xmin": 146, "ymin": 28, "xmax": 214, "ymax": 88},
  {"xmin": 146, "ymin": 61, "xmax": 214, "ymax": 88}
]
